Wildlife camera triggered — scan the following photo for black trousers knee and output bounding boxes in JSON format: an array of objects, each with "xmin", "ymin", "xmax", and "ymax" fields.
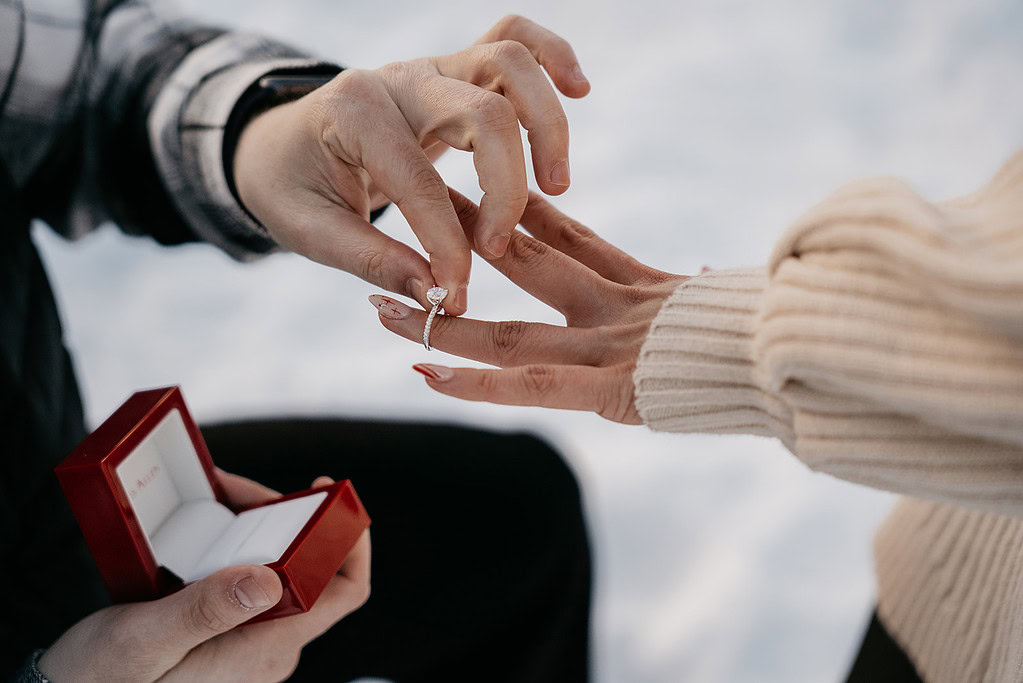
[{"xmin": 202, "ymin": 419, "xmax": 592, "ymax": 683}]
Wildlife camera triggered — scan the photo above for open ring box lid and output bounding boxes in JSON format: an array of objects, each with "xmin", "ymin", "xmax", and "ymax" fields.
[{"xmin": 55, "ymin": 386, "xmax": 370, "ymax": 622}]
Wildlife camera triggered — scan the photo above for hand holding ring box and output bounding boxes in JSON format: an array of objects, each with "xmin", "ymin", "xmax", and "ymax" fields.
[{"xmin": 55, "ymin": 386, "xmax": 371, "ymax": 622}]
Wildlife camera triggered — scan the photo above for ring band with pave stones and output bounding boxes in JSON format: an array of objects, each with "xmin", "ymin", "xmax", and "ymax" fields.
[{"xmin": 423, "ymin": 286, "xmax": 448, "ymax": 351}]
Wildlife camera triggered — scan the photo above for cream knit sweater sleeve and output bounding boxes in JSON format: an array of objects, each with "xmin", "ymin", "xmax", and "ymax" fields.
[{"xmin": 633, "ymin": 149, "xmax": 1023, "ymax": 515}]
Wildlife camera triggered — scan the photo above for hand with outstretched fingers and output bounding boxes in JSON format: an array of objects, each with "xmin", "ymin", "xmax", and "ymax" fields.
[
  {"xmin": 235, "ymin": 15, "xmax": 590, "ymax": 315},
  {"xmin": 369, "ymin": 189, "xmax": 688, "ymax": 424}
]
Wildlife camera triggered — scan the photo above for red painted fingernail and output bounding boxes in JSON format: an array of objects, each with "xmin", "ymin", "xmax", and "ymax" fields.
[
  {"xmin": 413, "ymin": 364, "xmax": 454, "ymax": 382},
  {"xmin": 369, "ymin": 294, "xmax": 411, "ymax": 320}
]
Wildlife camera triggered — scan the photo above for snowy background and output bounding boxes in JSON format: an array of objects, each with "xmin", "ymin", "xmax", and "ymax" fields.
[{"xmin": 35, "ymin": 0, "xmax": 1023, "ymax": 681}]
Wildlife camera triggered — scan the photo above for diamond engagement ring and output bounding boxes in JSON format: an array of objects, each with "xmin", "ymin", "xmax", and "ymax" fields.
[{"xmin": 423, "ymin": 286, "xmax": 448, "ymax": 351}]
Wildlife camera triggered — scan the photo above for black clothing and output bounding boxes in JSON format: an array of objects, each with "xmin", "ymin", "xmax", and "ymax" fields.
[
  {"xmin": 846, "ymin": 611, "xmax": 924, "ymax": 683},
  {"xmin": 206, "ymin": 419, "xmax": 593, "ymax": 682},
  {"xmin": 1, "ymin": 0, "xmax": 334, "ymax": 674}
]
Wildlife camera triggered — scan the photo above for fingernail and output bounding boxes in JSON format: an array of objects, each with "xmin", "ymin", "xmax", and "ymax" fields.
[
  {"xmin": 368, "ymin": 294, "xmax": 411, "ymax": 320},
  {"xmin": 413, "ymin": 364, "xmax": 454, "ymax": 382},
  {"xmin": 486, "ymin": 233, "xmax": 511, "ymax": 258},
  {"xmin": 550, "ymin": 159, "xmax": 570, "ymax": 187},
  {"xmin": 572, "ymin": 65, "xmax": 588, "ymax": 84},
  {"xmin": 406, "ymin": 277, "xmax": 424, "ymax": 302},
  {"xmin": 234, "ymin": 575, "xmax": 272, "ymax": 610},
  {"xmin": 454, "ymin": 284, "xmax": 467, "ymax": 312}
]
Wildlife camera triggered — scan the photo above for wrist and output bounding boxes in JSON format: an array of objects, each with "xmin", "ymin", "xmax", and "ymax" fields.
[
  {"xmin": 227, "ymin": 70, "xmax": 339, "ymax": 228},
  {"xmin": 232, "ymin": 95, "xmax": 322, "ymax": 233},
  {"xmin": 632, "ymin": 267, "xmax": 791, "ymax": 440}
]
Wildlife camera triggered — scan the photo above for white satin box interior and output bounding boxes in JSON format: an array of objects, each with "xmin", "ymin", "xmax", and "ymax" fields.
[{"xmin": 116, "ymin": 409, "xmax": 326, "ymax": 583}]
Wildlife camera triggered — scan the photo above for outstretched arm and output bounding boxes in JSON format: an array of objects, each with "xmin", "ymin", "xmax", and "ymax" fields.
[
  {"xmin": 24, "ymin": 5, "xmax": 589, "ymax": 314},
  {"xmin": 372, "ymin": 150, "xmax": 1023, "ymax": 515},
  {"xmin": 29, "ymin": 0, "xmax": 334, "ymax": 258}
]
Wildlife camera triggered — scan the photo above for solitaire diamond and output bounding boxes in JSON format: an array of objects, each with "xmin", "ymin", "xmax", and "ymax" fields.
[{"xmin": 426, "ymin": 286, "xmax": 448, "ymax": 305}]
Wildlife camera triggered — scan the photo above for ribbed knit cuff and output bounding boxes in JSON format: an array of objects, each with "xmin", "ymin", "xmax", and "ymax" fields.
[{"xmin": 633, "ymin": 267, "xmax": 794, "ymax": 444}]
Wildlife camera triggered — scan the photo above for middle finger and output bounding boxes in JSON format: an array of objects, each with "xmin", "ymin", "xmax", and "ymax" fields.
[
  {"xmin": 448, "ymin": 188, "xmax": 608, "ymax": 324},
  {"xmin": 387, "ymin": 72, "xmax": 528, "ymax": 259},
  {"xmin": 433, "ymin": 41, "xmax": 572, "ymax": 196}
]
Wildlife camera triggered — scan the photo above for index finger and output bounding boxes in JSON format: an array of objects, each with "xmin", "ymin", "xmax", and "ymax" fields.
[
  {"xmin": 389, "ymin": 74, "xmax": 528, "ymax": 261},
  {"xmin": 362, "ymin": 100, "xmax": 472, "ymax": 315},
  {"xmin": 448, "ymin": 188, "xmax": 606, "ymax": 323}
]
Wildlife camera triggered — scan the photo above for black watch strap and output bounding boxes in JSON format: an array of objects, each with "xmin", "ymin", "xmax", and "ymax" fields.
[{"xmin": 222, "ymin": 67, "xmax": 340, "ymax": 217}]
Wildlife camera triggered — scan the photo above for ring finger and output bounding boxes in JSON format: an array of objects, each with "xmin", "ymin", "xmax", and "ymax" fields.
[{"xmin": 369, "ymin": 294, "xmax": 600, "ymax": 367}]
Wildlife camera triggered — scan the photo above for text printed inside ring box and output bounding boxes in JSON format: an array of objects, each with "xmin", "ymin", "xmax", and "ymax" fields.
[{"xmin": 115, "ymin": 409, "xmax": 324, "ymax": 583}]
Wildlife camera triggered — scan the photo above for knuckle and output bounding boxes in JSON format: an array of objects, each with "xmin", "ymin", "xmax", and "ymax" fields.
[
  {"xmin": 375, "ymin": 60, "xmax": 426, "ymax": 94},
  {"xmin": 520, "ymin": 364, "xmax": 557, "ymax": 397},
  {"xmin": 495, "ymin": 13, "xmax": 526, "ymax": 35},
  {"xmin": 615, "ymin": 282, "xmax": 659, "ymax": 309},
  {"xmin": 491, "ymin": 320, "xmax": 529, "ymax": 359},
  {"xmin": 492, "ymin": 188, "xmax": 530, "ymax": 217},
  {"xmin": 185, "ymin": 594, "xmax": 231, "ymax": 638},
  {"xmin": 331, "ymin": 68, "xmax": 378, "ymax": 99},
  {"xmin": 451, "ymin": 194, "xmax": 477, "ymax": 227},
  {"xmin": 478, "ymin": 369, "xmax": 502, "ymax": 397},
  {"xmin": 403, "ymin": 163, "xmax": 448, "ymax": 203},
  {"xmin": 539, "ymin": 106, "xmax": 569, "ymax": 131},
  {"xmin": 636, "ymin": 268, "xmax": 677, "ymax": 286},
  {"xmin": 507, "ymin": 234, "xmax": 551, "ymax": 267},
  {"xmin": 557, "ymin": 218, "xmax": 597, "ymax": 251},
  {"xmin": 355, "ymin": 247, "xmax": 387, "ymax": 286},
  {"xmin": 376, "ymin": 60, "xmax": 411, "ymax": 80},
  {"xmin": 469, "ymin": 91, "xmax": 518, "ymax": 131},
  {"xmin": 491, "ymin": 39, "xmax": 534, "ymax": 66}
]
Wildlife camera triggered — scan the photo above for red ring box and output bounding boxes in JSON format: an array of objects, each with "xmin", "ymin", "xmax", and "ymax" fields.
[{"xmin": 55, "ymin": 386, "xmax": 370, "ymax": 622}]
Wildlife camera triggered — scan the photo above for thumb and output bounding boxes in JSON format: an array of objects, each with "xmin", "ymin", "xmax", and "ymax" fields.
[{"xmin": 141, "ymin": 565, "xmax": 283, "ymax": 652}]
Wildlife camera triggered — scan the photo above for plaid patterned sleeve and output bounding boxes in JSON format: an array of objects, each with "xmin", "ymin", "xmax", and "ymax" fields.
[
  {"xmin": 92, "ymin": 1, "xmax": 341, "ymax": 259},
  {"xmin": 3, "ymin": 0, "xmax": 340, "ymax": 259},
  {"xmin": 145, "ymin": 35, "xmax": 341, "ymax": 258}
]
